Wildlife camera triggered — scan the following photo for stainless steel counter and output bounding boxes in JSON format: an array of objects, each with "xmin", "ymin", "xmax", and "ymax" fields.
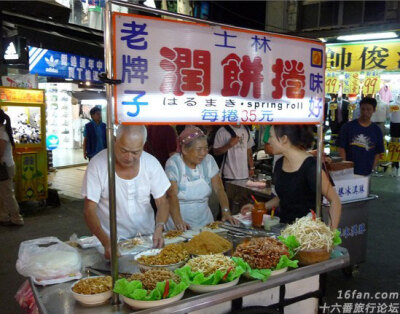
[{"xmin": 30, "ymin": 247, "xmax": 350, "ymax": 314}]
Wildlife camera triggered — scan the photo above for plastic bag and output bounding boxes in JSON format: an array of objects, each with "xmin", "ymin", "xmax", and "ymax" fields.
[
  {"xmin": 69, "ymin": 233, "xmax": 101, "ymax": 249},
  {"xmin": 15, "ymin": 280, "xmax": 39, "ymax": 314},
  {"xmin": 16, "ymin": 237, "xmax": 82, "ymax": 283}
]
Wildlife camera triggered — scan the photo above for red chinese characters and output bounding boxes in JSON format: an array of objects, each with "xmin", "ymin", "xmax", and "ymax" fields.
[
  {"xmin": 221, "ymin": 53, "xmax": 263, "ymax": 98},
  {"xmin": 160, "ymin": 47, "xmax": 210, "ymax": 96},
  {"xmin": 272, "ymin": 59, "xmax": 305, "ymax": 99}
]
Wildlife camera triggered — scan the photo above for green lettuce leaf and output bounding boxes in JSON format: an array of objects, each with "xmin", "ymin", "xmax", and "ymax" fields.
[
  {"xmin": 175, "ymin": 264, "xmax": 245, "ymax": 286},
  {"xmin": 333, "ymin": 229, "xmax": 342, "ymax": 246},
  {"xmin": 275, "ymin": 255, "xmax": 298, "ymax": 270},
  {"xmin": 113, "ymin": 278, "xmax": 188, "ymax": 301},
  {"xmin": 278, "ymin": 235, "xmax": 300, "ymax": 258},
  {"xmin": 231, "ymin": 257, "xmax": 271, "ymax": 282},
  {"xmin": 232, "ymin": 255, "xmax": 298, "ymax": 282}
]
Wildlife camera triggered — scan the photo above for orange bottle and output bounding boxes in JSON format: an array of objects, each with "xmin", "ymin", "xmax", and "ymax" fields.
[{"xmin": 252, "ymin": 202, "xmax": 267, "ymax": 228}]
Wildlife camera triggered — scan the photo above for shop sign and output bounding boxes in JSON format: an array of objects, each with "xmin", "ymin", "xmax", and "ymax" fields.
[
  {"xmin": 0, "ymin": 87, "xmax": 44, "ymax": 104},
  {"xmin": 112, "ymin": 13, "xmax": 325, "ymax": 124},
  {"xmin": 28, "ymin": 47, "xmax": 105, "ymax": 82},
  {"xmin": 46, "ymin": 135, "xmax": 59, "ymax": 150},
  {"xmin": 1, "ymin": 36, "xmax": 29, "ymax": 66},
  {"xmin": 326, "ymin": 40, "xmax": 400, "ymax": 71},
  {"xmin": 1, "ymin": 74, "xmax": 38, "ymax": 89}
]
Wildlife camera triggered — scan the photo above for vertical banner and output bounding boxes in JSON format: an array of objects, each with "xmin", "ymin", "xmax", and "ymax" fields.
[
  {"xmin": 112, "ymin": 13, "xmax": 325, "ymax": 124},
  {"xmin": 325, "ymin": 72, "xmax": 340, "ymax": 94},
  {"xmin": 362, "ymin": 71, "xmax": 381, "ymax": 95},
  {"xmin": 348, "ymin": 72, "xmax": 360, "ymax": 95}
]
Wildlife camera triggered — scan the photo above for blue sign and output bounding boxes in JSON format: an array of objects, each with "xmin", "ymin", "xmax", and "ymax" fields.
[
  {"xmin": 46, "ymin": 135, "xmax": 59, "ymax": 150},
  {"xmin": 28, "ymin": 46, "xmax": 105, "ymax": 82}
]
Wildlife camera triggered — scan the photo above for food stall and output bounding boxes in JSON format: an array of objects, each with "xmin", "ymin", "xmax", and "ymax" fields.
[
  {"xmin": 0, "ymin": 86, "xmax": 48, "ymax": 202},
  {"xmin": 27, "ymin": 235, "xmax": 349, "ymax": 314},
  {"xmin": 16, "ymin": 1, "xmax": 351, "ymax": 313}
]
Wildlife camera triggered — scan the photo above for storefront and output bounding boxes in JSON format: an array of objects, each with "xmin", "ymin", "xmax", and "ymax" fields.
[
  {"xmin": 325, "ymin": 39, "xmax": 400, "ymax": 159},
  {"xmin": 28, "ymin": 47, "xmax": 106, "ymax": 167}
]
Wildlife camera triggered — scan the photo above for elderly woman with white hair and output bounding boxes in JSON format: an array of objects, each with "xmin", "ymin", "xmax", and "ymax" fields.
[
  {"xmin": 82, "ymin": 125, "xmax": 171, "ymax": 258},
  {"xmin": 166, "ymin": 126, "xmax": 238, "ymax": 230}
]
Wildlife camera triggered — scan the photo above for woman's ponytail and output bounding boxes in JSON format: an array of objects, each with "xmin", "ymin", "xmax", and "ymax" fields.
[{"xmin": 0, "ymin": 109, "xmax": 15, "ymax": 147}]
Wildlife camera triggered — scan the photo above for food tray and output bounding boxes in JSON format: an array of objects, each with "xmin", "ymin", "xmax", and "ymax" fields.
[
  {"xmin": 134, "ymin": 249, "xmax": 188, "ymax": 272},
  {"xmin": 122, "ymin": 291, "xmax": 185, "ymax": 309},
  {"xmin": 188, "ymin": 277, "xmax": 239, "ymax": 293}
]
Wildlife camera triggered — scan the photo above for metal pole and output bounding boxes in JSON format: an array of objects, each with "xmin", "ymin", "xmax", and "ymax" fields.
[
  {"xmin": 104, "ymin": 0, "xmax": 119, "ymax": 305},
  {"xmin": 316, "ymin": 123, "xmax": 323, "ymax": 217}
]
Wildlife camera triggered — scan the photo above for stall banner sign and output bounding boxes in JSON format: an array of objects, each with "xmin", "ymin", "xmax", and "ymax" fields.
[
  {"xmin": 1, "ymin": 74, "xmax": 38, "ymax": 89},
  {"xmin": 112, "ymin": 13, "xmax": 325, "ymax": 124},
  {"xmin": 28, "ymin": 46, "xmax": 105, "ymax": 82},
  {"xmin": 0, "ymin": 87, "xmax": 44, "ymax": 104},
  {"xmin": 326, "ymin": 40, "xmax": 400, "ymax": 71},
  {"xmin": 337, "ymin": 223, "xmax": 366, "ymax": 239},
  {"xmin": 333, "ymin": 175, "xmax": 369, "ymax": 202},
  {"xmin": 362, "ymin": 71, "xmax": 381, "ymax": 95},
  {"xmin": 325, "ymin": 72, "xmax": 340, "ymax": 94}
]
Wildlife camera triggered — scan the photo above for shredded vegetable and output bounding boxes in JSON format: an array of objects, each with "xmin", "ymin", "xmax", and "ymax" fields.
[{"xmin": 281, "ymin": 216, "xmax": 334, "ymax": 252}]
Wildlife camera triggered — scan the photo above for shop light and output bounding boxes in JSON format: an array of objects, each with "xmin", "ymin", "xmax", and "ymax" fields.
[
  {"xmin": 81, "ymin": 99, "xmax": 107, "ymax": 105},
  {"xmin": 337, "ymin": 32, "xmax": 397, "ymax": 41},
  {"xmin": 143, "ymin": 0, "xmax": 156, "ymax": 8},
  {"xmin": 85, "ymin": 81, "xmax": 91, "ymax": 86},
  {"xmin": 318, "ymin": 38, "xmax": 327, "ymax": 43},
  {"xmin": 65, "ymin": 78, "xmax": 73, "ymax": 81}
]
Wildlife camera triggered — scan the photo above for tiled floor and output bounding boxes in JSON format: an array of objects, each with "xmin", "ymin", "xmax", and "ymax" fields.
[{"xmin": 48, "ymin": 166, "xmax": 87, "ymax": 199}]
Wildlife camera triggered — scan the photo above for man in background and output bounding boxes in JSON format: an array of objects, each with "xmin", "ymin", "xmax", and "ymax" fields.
[
  {"xmin": 339, "ymin": 97, "xmax": 385, "ymax": 176},
  {"xmin": 83, "ymin": 107, "xmax": 107, "ymax": 160},
  {"xmin": 214, "ymin": 125, "xmax": 255, "ymax": 181}
]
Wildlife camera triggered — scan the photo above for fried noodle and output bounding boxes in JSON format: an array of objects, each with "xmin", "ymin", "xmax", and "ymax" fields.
[
  {"xmin": 72, "ymin": 276, "xmax": 112, "ymax": 295},
  {"xmin": 185, "ymin": 254, "xmax": 235, "ymax": 276}
]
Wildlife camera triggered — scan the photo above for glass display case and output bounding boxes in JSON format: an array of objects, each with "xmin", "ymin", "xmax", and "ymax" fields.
[{"xmin": 0, "ymin": 87, "xmax": 47, "ymax": 202}]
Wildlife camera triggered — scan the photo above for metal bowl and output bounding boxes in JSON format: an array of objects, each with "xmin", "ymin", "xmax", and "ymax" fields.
[{"xmin": 134, "ymin": 249, "xmax": 188, "ymax": 273}]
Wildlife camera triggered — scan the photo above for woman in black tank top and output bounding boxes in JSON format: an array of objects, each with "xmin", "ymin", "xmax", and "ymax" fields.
[{"xmin": 242, "ymin": 125, "xmax": 341, "ymax": 229}]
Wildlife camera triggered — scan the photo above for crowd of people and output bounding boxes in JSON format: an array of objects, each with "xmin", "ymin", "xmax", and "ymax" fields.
[{"xmin": 79, "ymin": 122, "xmax": 345, "ymax": 258}]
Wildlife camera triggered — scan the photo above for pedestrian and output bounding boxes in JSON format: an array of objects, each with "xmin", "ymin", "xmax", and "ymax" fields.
[
  {"xmin": 0, "ymin": 109, "xmax": 24, "ymax": 226},
  {"xmin": 83, "ymin": 106, "xmax": 107, "ymax": 161},
  {"xmin": 144, "ymin": 125, "xmax": 177, "ymax": 168},
  {"xmin": 338, "ymin": 97, "xmax": 385, "ymax": 176},
  {"xmin": 213, "ymin": 125, "xmax": 255, "ymax": 181}
]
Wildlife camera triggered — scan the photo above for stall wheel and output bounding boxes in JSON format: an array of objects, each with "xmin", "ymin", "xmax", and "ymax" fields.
[{"xmin": 342, "ymin": 265, "xmax": 359, "ymax": 278}]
